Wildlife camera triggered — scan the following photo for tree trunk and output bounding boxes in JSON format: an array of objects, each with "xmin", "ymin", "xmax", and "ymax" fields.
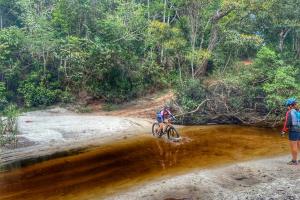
[
  {"xmin": 191, "ymin": 42, "xmax": 195, "ymax": 79},
  {"xmin": 147, "ymin": 0, "xmax": 150, "ymax": 20},
  {"xmin": 42, "ymin": 48, "xmax": 46, "ymax": 76},
  {"xmin": 195, "ymin": 7, "xmax": 235, "ymax": 77},
  {"xmin": 160, "ymin": 48, "xmax": 164, "ymax": 64},
  {"xmin": 199, "ymin": 19, "xmax": 211, "ymax": 50},
  {"xmin": 195, "ymin": 24, "xmax": 218, "ymax": 77},
  {"xmin": 163, "ymin": 0, "xmax": 167, "ymax": 23},
  {"xmin": 0, "ymin": 15, "xmax": 2, "ymax": 30},
  {"xmin": 177, "ymin": 55, "xmax": 183, "ymax": 85},
  {"xmin": 279, "ymin": 29, "xmax": 290, "ymax": 52}
]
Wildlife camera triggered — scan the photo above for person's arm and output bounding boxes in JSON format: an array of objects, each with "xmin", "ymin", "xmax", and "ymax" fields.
[
  {"xmin": 282, "ymin": 110, "xmax": 291, "ymax": 132},
  {"xmin": 167, "ymin": 110, "xmax": 176, "ymax": 120}
]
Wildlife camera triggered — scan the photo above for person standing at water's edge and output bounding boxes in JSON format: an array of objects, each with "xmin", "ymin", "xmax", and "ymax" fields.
[{"xmin": 282, "ymin": 98, "xmax": 300, "ymax": 165}]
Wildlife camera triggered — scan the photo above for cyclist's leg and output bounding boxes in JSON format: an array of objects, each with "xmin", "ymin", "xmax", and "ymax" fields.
[
  {"xmin": 165, "ymin": 118, "xmax": 171, "ymax": 130},
  {"xmin": 156, "ymin": 114, "xmax": 164, "ymax": 133},
  {"xmin": 159, "ymin": 122, "xmax": 164, "ymax": 133}
]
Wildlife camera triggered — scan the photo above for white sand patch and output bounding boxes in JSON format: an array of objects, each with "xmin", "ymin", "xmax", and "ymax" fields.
[{"xmin": 1, "ymin": 107, "xmax": 153, "ymax": 167}]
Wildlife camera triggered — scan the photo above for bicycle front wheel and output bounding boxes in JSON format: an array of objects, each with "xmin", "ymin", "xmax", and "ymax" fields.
[
  {"xmin": 152, "ymin": 122, "xmax": 161, "ymax": 138},
  {"xmin": 167, "ymin": 126, "xmax": 180, "ymax": 140}
]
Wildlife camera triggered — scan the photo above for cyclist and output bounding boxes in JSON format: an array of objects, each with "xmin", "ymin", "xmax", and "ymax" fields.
[
  {"xmin": 282, "ymin": 98, "xmax": 300, "ymax": 165},
  {"xmin": 156, "ymin": 106, "xmax": 175, "ymax": 135}
]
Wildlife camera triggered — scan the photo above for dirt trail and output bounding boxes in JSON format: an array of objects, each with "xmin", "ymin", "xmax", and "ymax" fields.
[{"xmin": 89, "ymin": 91, "xmax": 175, "ymax": 118}]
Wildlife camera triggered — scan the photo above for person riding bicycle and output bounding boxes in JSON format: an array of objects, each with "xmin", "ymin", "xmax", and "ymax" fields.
[{"xmin": 156, "ymin": 106, "xmax": 175, "ymax": 135}]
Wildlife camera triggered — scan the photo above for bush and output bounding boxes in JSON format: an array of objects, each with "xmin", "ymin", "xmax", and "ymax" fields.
[
  {"xmin": 175, "ymin": 79, "xmax": 206, "ymax": 111},
  {"xmin": 0, "ymin": 104, "xmax": 19, "ymax": 147},
  {"xmin": 18, "ymin": 71, "xmax": 62, "ymax": 107},
  {"xmin": 254, "ymin": 46, "xmax": 282, "ymax": 78},
  {"xmin": 0, "ymin": 82, "xmax": 8, "ymax": 111},
  {"xmin": 74, "ymin": 105, "xmax": 92, "ymax": 113},
  {"xmin": 19, "ymin": 83, "xmax": 60, "ymax": 107},
  {"xmin": 141, "ymin": 56, "xmax": 167, "ymax": 90},
  {"xmin": 59, "ymin": 90, "xmax": 75, "ymax": 104},
  {"xmin": 263, "ymin": 66, "xmax": 300, "ymax": 110}
]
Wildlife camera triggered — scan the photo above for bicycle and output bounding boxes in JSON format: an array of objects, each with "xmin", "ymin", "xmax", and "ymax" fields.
[{"xmin": 152, "ymin": 118, "xmax": 180, "ymax": 140}]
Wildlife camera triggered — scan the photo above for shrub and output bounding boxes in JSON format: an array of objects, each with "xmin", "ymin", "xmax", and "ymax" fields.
[
  {"xmin": 18, "ymin": 71, "xmax": 62, "ymax": 107},
  {"xmin": 175, "ymin": 79, "xmax": 206, "ymax": 111},
  {"xmin": 19, "ymin": 82, "xmax": 60, "ymax": 107},
  {"xmin": 0, "ymin": 82, "xmax": 8, "ymax": 111},
  {"xmin": 0, "ymin": 104, "xmax": 19, "ymax": 147},
  {"xmin": 263, "ymin": 66, "xmax": 300, "ymax": 110},
  {"xmin": 59, "ymin": 90, "xmax": 75, "ymax": 104}
]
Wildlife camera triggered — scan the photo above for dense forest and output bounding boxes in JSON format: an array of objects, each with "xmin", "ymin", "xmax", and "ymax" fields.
[{"xmin": 0, "ymin": 0, "xmax": 299, "ymax": 124}]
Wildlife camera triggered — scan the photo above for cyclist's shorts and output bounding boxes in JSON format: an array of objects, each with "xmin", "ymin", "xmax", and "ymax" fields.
[
  {"xmin": 289, "ymin": 131, "xmax": 300, "ymax": 141},
  {"xmin": 156, "ymin": 113, "xmax": 163, "ymax": 123}
]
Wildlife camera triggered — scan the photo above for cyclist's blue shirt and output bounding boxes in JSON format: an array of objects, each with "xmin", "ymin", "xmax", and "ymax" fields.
[{"xmin": 157, "ymin": 109, "xmax": 172, "ymax": 121}]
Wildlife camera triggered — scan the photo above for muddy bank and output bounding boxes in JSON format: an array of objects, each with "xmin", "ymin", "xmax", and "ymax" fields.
[
  {"xmin": 107, "ymin": 155, "xmax": 300, "ymax": 200},
  {"xmin": 175, "ymin": 113, "xmax": 280, "ymax": 128},
  {"xmin": 0, "ymin": 107, "xmax": 152, "ymax": 169},
  {"xmin": 176, "ymin": 113, "xmax": 243, "ymax": 125}
]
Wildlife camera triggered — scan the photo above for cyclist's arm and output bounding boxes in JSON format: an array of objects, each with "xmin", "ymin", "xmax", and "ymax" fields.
[{"xmin": 166, "ymin": 110, "xmax": 175, "ymax": 119}]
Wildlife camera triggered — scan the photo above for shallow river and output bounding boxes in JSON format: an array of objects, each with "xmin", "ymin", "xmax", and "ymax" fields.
[{"xmin": 0, "ymin": 125, "xmax": 289, "ymax": 200}]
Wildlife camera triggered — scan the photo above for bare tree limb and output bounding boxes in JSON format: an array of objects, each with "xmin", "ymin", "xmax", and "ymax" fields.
[{"xmin": 175, "ymin": 99, "xmax": 212, "ymax": 117}]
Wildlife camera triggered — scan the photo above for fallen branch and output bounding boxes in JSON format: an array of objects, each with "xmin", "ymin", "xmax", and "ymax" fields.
[{"xmin": 175, "ymin": 99, "xmax": 212, "ymax": 117}]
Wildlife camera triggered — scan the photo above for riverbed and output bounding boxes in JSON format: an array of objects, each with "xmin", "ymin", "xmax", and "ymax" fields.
[{"xmin": 0, "ymin": 125, "xmax": 289, "ymax": 200}]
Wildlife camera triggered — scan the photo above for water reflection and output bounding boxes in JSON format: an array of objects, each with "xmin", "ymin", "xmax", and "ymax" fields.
[{"xmin": 154, "ymin": 139, "xmax": 181, "ymax": 169}]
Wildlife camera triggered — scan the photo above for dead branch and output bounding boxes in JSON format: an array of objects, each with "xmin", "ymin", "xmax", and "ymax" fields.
[{"xmin": 175, "ymin": 99, "xmax": 212, "ymax": 117}]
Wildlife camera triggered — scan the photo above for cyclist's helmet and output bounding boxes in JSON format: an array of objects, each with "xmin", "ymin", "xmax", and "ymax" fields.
[{"xmin": 285, "ymin": 98, "xmax": 297, "ymax": 106}]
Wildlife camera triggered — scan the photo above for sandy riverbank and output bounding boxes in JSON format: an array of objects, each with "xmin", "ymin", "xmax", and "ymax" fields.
[
  {"xmin": 106, "ymin": 155, "xmax": 300, "ymax": 200},
  {"xmin": 0, "ymin": 107, "xmax": 153, "ymax": 168}
]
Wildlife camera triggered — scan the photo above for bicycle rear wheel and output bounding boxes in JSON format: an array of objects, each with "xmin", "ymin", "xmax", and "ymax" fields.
[
  {"xmin": 152, "ymin": 122, "xmax": 161, "ymax": 138},
  {"xmin": 167, "ymin": 126, "xmax": 180, "ymax": 140}
]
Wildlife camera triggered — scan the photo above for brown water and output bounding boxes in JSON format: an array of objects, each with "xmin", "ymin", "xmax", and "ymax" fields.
[{"xmin": 0, "ymin": 125, "xmax": 289, "ymax": 200}]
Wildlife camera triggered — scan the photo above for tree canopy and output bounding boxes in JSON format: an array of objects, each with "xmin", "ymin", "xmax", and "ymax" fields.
[{"xmin": 0, "ymin": 0, "xmax": 299, "ymax": 121}]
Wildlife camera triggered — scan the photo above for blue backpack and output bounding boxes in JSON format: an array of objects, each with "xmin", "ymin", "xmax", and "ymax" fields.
[{"xmin": 291, "ymin": 109, "xmax": 300, "ymax": 132}]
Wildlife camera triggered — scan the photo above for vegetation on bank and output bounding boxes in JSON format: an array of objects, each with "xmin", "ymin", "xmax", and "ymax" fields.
[
  {"xmin": 0, "ymin": 105, "xmax": 18, "ymax": 147},
  {"xmin": 0, "ymin": 0, "xmax": 299, "ymax": 124}
]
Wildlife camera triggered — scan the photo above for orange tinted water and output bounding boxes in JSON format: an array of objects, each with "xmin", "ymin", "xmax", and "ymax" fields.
[{"xmin": 0, "ymin": 125, "xmax": 289, "ymax": 200}]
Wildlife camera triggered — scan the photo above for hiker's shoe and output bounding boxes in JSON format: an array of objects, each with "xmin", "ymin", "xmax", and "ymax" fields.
[{"xmin": 287, "ymin": 160, "xmax": 298, "ymax": 165}]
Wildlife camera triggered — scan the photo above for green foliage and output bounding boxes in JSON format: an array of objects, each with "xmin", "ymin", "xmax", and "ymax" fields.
[
  {"xmin": 0, "ymin": 27, "xmax": 24, "ymax": 73},
  {"xmin": 263, "ymin": 66, "xmax": 300, "ymax": 110},
  {"xmin": 18, "ymin": 72, "xmax": 61, "ymax": 107},
  {"xmin": 0, "ymin": 82, "xmax": 8, "ymax": 110},
  {"xmin": 186, "ymin": 50, "xmax": 211, "ymax": 67},
  {"xmin": 252, "ymin": 46, "xmax": 284, "ymax": 84},
  {"xmin": 102, "ymin": 103, "xmax": 120, "ymax": 112},
  {"xmin": 175, "ymin": 79, "xmax": 206, "ymax": 111},
  {"xmin": 3, "ymin": 104, "xmax": 19, "ymax": 119},
  {"xmin": 74, "ymin": 105, "xmax": 92, "ymax": 113},
  {"xmin": 19, "ymin": 83, "xmax": 59, "ymax": 107},
  {"xmin": 255, "ymin": 47, "xmax": 278, "ymax": 67},
  {"xmin": 0, "ymin": 0, "xmax": 299, "ymax": 121},
  {"xmin": 141, "ymin": 54, "xmax": 167, "ymax": 89},
  {"xmin": 59, "ymin": 90, "xmax": 75, "ymax": 104},
  {"xmin": 0, "ymin": 104, "xmax": 19, "ymax": 147}
]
